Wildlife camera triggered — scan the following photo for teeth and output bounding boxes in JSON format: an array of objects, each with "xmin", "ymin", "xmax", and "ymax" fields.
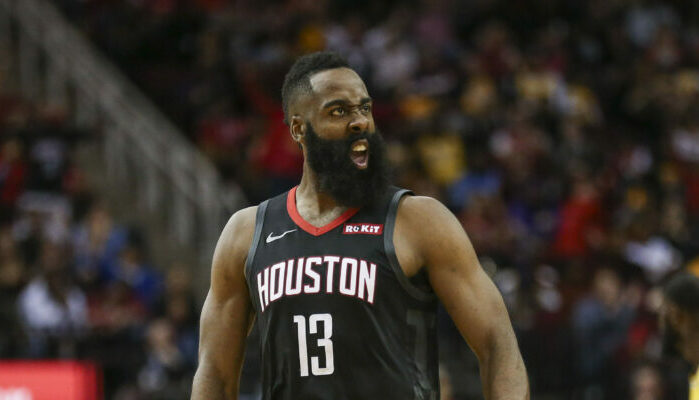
[{"xmin": 352, "ymin": 143, "xmax": 367, "ymax": 152}]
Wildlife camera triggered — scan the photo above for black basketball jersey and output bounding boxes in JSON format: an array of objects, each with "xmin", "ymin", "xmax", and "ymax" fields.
[{"xmin": 244, "ymin": 186, "xmax": 440, "ymax": 400}]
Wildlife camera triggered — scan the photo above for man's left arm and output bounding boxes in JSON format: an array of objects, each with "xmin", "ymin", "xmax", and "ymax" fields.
[{"xmin": 395, "ymin": 196, "xmax": 529, "ymax": 400}]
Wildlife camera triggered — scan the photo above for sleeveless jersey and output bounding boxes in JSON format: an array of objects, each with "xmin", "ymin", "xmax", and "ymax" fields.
[{"xmin": 245, "ymin": 186, "xmax": 440, "ymax": 400}]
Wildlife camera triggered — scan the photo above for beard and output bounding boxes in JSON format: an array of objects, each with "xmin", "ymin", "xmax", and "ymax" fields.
[{"xmin": 304, "ymin": 122, "xmax": 390, "ymax": 207}]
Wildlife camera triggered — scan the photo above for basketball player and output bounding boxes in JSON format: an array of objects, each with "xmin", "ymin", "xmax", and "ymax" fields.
[
  {"xmin": 661, "ymin": 272, "xmax": 699, "ymax": 400},
  {"xmin": 191, "ymin": 52, "xmax": 529, "ymax": 399}
]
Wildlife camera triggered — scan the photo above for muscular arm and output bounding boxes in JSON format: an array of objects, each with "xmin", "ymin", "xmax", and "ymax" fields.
[
  {"xmin": 191, "ymin": 206, "xmax": 257, "ymax": 400},
  {"xmin": 395, "ymin": 196, "xmax": 529, "ymax": 400}
]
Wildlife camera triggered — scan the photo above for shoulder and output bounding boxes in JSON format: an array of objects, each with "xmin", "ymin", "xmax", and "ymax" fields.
[
  {"xmin": 397, "ymin": 195, "xmax": 449, "ymax": 214},
  {"xmin": 226, "ymin": 205, "xmax": 258, "ymax": 237},
  {"xmin": 212, "ymin": 205, "xmax": 259, "ymax": 277},
  {"xmin": 396, "ymin": 195, "xmax": 457, "ymax": 233},
  {"xmin": 393, "ymin": 195, "xmax": 467, "ymax": 272}
]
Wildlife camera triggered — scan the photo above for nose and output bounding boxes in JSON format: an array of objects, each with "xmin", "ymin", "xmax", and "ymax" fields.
[{"xmin": 348, "ymin": 112, "xmax": 369, "ymax": 134}]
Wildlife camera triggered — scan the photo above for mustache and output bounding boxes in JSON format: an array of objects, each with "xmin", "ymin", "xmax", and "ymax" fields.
[
  {"xmin": 304, "ymin": 122, "xmax": 389, "ymax": 207},
  {"xmin": 316, "ymin": 131, "xmax": 374, "ymax": 147}
]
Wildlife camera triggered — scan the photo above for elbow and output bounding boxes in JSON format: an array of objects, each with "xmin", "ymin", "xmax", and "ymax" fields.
[
  {"xmin": 478, "ymin": 328, "xmax": 530, "ymax": 399},
  {"xmin": 192, "ymin": 356, "xmax": 235, "ymax": 400},
  {"xmin": 476, "ymin": 327, "xmax": 503, "ymax": 367}
]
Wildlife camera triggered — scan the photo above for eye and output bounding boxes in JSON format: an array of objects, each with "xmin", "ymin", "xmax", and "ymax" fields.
[
  {"xmin": 330, "ymin": 107, "xmax": 345, "ymax": 117},
  {"xmin": 361, "ymin": 104, "xmax": 372, "ymax": 113}
]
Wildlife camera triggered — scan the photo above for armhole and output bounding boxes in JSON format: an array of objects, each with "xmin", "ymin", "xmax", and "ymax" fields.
[
  {"xmin": 384, "ymin": 190, "xmax": 436, "ymax": 303},
  {"xmin": 244, "ymin": 200, "xmax": 269, "ymax": 280}
]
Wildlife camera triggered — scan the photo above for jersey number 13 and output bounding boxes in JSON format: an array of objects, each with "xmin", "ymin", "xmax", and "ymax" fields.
[{"xmin": 293, "ymin": 313, "xmax": 334, "ymax": 377}]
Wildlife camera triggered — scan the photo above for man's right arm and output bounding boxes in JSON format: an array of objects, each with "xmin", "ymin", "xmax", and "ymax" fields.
[{"xmin": 191, "ymin": 206, "xmax": 257, "ymax": 400}]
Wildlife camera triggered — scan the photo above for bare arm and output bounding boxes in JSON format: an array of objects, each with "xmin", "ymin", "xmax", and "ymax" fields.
[
  {"xmin": 191, "ymin": 206, "xmax": 257, "ymax": 400},
  {"xmin": 395, "ymin": 196, "xmax": 529, "ymax": 400}
]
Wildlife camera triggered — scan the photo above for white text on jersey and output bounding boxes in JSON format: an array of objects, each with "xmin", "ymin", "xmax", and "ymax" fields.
[{"xmin": 256, "ymin": 256, "xmax": 377, "ymax": 312}]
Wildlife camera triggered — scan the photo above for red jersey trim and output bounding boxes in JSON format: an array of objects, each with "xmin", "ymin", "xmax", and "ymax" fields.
[{"xmin": 286, "ymin": 186, "xmax": 359, "ymax": 236}]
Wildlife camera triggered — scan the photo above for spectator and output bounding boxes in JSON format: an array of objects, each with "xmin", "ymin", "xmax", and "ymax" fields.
[
  {"xmin": 0, "ymin": 226, "xmax": 27, "ymax": 357},
  {"xmin": 17, "ymin": 241, "xmax": 87, "ymax": 357},
  {"xmin": 0, "ymin": 138, "xmax": 27, "ymax": 219},
  {"xmin": 10, "ymin": 0, "xmax": 699, "ymax": 397},
  {"xmin": 572, "ymin": 268, "xmax": 637, "ymax": 397},
  {"xmin": 629, "ymin": 362, "xmax": 665, "ymax": 400},
  {"xmin": 138, "ymin": 318, "xmax": 191, "ymax": 399},
  {"xmin": 72, "ymin": 201, "xmax": 129, "ymax": 289}
]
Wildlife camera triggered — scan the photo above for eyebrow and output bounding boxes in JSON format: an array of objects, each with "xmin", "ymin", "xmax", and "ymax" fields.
[{"xmin": 321, "ymin": 97, "xmax": 373, "ymax": 109}]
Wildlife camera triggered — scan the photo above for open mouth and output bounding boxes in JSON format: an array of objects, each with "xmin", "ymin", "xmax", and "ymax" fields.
[{"xmin": 349, "ymin": 139, "xmax": 369, "ymax": 169}]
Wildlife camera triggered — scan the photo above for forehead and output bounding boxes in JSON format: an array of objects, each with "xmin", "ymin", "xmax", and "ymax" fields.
[{"xmin": 308, "ymin": 68, "xmax": 369, "ymax": 103}]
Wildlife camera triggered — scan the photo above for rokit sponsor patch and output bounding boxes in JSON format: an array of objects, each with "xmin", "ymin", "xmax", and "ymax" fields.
[{"xmin": 343, "ymin": 223, "xmax": 383, "ymax": 235}]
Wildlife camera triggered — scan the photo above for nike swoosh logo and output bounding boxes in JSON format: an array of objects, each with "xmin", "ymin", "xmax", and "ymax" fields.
[{"xmin": 266, "ymin": 229, "xmax": 297, "ymax": 243}]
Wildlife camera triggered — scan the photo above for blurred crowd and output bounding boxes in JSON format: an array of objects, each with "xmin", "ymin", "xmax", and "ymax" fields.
[
  {"xmin": 8, "ymin": 0, "xmax": 699, "ymax": 398},
  {"xmin": 0, "ymin": 97, "xmax": 199, "ymax": 398}
]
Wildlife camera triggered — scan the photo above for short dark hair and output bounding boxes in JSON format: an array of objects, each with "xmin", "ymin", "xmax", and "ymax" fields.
[
  {"xmin": 281, "ymin": 51, "xmax": 350, "ymax": 125},
  {"xmin": 663, "ymin": 272, "xmax": 699, "ymax": 313}
]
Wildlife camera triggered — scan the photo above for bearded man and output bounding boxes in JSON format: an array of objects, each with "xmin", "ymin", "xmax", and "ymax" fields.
[{"xmin": 191, "ymin": 52, "xmax": 529, "ymax": 400}]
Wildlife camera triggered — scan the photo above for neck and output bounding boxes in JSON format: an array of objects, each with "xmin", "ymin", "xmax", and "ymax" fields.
[{"xmin": 296, "ymin": 163, "xmax": 348, "ymax": 223}]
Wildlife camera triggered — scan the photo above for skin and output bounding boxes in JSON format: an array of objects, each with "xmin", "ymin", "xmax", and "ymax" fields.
[
  {"xmin": 191, "ymin": 206, "xmax": 256, "ymax": 399},
  {"xmin": 191, "ymin": 67, "xmax": 529, "ymax": 399}
]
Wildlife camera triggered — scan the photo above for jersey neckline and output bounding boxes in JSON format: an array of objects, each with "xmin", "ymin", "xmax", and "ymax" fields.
[{"xmin": 286, "ymin": 186, "xmax": 360, "ymax": 236}]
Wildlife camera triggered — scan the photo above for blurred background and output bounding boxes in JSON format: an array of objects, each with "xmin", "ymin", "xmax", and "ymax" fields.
[{"xmin": 1, "ymin": 0, "xmax": 699, "ymax": 399}]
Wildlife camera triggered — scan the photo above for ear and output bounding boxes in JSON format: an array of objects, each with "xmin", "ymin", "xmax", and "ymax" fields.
[{"xmin": 290, "ymin": 115, "xmax": 305, "ymax": 144}]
